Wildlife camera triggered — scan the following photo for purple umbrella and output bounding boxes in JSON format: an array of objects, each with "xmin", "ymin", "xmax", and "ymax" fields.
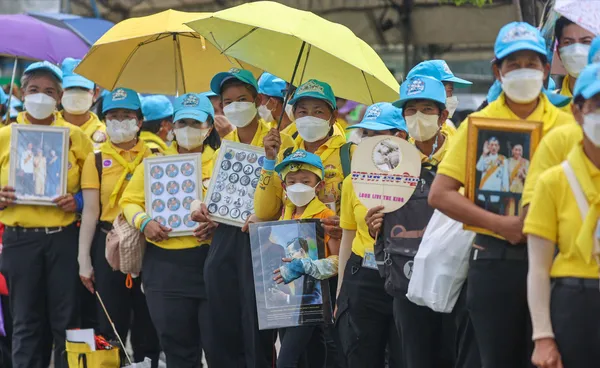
[{"xmin": 0, "ymin": 14, "xmax": 88, "ymax": 63}]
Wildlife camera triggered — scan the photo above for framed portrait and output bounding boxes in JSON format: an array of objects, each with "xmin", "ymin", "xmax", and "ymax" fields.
[
  {"xmin": 204, "ymin": 140, "xmax": 266, "ymax": 227},
  {"xmin": 465, "ymin": 117, "xmax": 543, "ymax": 235},
  {"xmin": 9, "ymin": 124, "xmax": 69, "ymax": 206},
  {"xmin": 249, "ymin": 219, "xmax": 332, "ymax": 330},
  {"xmin": 144, "ymin": 153, "xmax": 202, "ymax": 237}
]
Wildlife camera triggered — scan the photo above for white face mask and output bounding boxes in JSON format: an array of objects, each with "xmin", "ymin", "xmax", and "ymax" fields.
[
  {"xmin": 295, "ymin": 116, "xmax": 331, "ymax": 142},
  {"xmin": 445, "ymin": 96, "xmax": 459, "ymax": 119},
  {"xmin": 560, "ymin": 43, "xmax": 590, "ymax": 78},
  {"xmin": 500, "ymin": 68, "xmax": 544, "ymax": 104},
  {"xmin": 24, "ymin": 93, "xmax": 56, "ymax": 120},
  {"xmin": 583, "ymin": 111, "xmax": 600, "ymax": 147},
  {"xmin": 257, "ymin": 104, "xmax": 274, "ymax": 123},
  {"xmin": 61, "ymin": 89, "xmax": 93, "ymax": 115},
  {"xmin": 285, "ymin": 103, "xmax": 295, "ymax": 122},
  {"xmin": 405, "ymin": 111, "xmax": 440, "ymax": 142},
  {"xmin": 223, "ymin": 101, "xmax": 257, "ymax": 128},
  {"xmin": 106, "ymin": 118, "xmax": 139, "ymax": 144},
  {"xmin": 174, "ymin": 126, "xmax": 209, "ymax": 150},
  {"xmin": 166, "ymin": 129, "xmax": 175, "ymax": 142},
  {"xmin": 286, "ymin": 182, "xmax": 317, "ymax": 207}
]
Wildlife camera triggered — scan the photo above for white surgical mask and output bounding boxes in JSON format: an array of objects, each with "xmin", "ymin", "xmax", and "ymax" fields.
[
  {"xmin": 500, "ymin": 68, "xmax": 544, "ymax": 104},
  {"xmin": 560, "ymin": 43, "xmax": 590, "ymax": 78},
  {"xmin": 445, "ymin": 96, "xmax": 459, "ymax": 119},
  {"xmin": 583, "ymin": 111, "xmax": 600, "ymax": 147},
  {"xmin": 405, "ymin": 111, "xmax": 440, "ymax": 141},
  {"xmin": 106, "ymin": 119, "xmax": 139, "ymax": 144},
  {"xmin": 174, "ymin": 126, "xmax": 209, "ymax": 150},
  {"xmin": 24, "ymin": 93, "xmax": 56, "ymax": 120},
  {"xmin": 295, "ymin": 116, "xmax": 330, "ymax": 142},
  {"xmin": 285, "ymin": 103, "xmax": 295, "ymax": 121},
  {"xmin": 166, "ymin": 129, "xmax": 175, "ymax": 142},
  {"xmin": 257, "ymin": 104, "xmax": 274, "ymax": 123},
  {"xmin": 223, "ymin": 101, "xmax": 257, "ymax": 128},
  {"xmin": 286, "ymin": 183, "xmax": 317, "ymax": 207},
  {"xmin": 61, "ymin": 89, "xmax": 93, "ymax": 115}
]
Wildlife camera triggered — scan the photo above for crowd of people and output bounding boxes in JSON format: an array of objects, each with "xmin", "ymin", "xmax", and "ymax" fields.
[{"xmin": 0, "ymin": 15, "xmax": 597, "ymax": 368}]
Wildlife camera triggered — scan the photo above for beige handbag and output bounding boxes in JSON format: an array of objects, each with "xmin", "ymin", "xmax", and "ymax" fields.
[{"xmin": 105, "ymin": 213, "xmax": 146, "ymax": 275}]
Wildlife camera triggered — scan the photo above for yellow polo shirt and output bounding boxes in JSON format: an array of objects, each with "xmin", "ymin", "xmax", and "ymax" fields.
[
  {"xmin": 120, "ymin": 145, "xmax": 218, "ymax": 250},
  {"xmin": 81, "ymin": 139, "xmax": 152, "ymax": 222},
  {"xmin": 60, "ymin": 111, "xmax": 106, "ymax": 150},
  {"xmin": 411, "ymin": 123, "xmax": 455, "ymax": 165},
  {"xmin": 140, "ymin": 131, "xmax": 177, "ymax": 155},
  {"xmin": 524, "ymin": 143, "xmax": 598, "ymax": 278},
  {"xmin": 0, "ymin": 112, "xmax": 93, "ymax": 227},
  {"xmin": 340, "ymin": 175, "xmax": 374, "ymax": 258},
  {"xmin": 557, "ymin": 75, "xmax": 574, "ymax": 113}
]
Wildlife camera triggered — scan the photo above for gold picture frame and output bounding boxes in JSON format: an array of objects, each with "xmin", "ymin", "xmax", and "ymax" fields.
[{"xmin": 464, "ymin": 117, "xmax": 543, "ymax": 235}]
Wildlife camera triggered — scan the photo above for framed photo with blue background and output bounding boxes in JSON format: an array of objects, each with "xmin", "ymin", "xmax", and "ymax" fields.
[{"xmin": 9, "ymin": 124, "xmax": 69, "ymax": 206}]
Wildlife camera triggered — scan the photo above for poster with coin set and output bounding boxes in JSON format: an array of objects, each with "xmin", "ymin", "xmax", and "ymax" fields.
[
  {"xmin": 204, "ymin": 140, "xmax": 266, "ymax": 227},
  {"xmin": 144, "ymin": 153, "xmax": 202, "ymax": 237}
]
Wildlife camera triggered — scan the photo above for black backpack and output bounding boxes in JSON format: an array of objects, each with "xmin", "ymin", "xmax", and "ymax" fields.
[
  {"xmin": 282, "ymin": 142, "xmax": 354, "ymax": 178},
  {"xmin": 374, "ymin": 164, "xmax": 437, "ymax": 298}
]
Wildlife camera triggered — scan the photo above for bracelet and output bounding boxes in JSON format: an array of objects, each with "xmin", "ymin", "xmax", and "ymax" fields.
[
  {"xmin": 140, "ymin": 218, "xmax": 153, "ymax": 233},
  {"xmin": 262, "ymin": 158, "xmax": 276, "ymax": 171}
]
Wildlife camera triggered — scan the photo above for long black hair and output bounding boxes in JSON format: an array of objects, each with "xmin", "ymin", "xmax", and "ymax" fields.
[{"xmin": 204, "ymin": 116, "xmax": 221, "ymax": 152}]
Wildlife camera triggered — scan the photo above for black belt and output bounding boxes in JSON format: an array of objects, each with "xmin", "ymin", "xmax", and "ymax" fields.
[
  {"xmin": 5, "ymin": 222, "xmax": 76, "ymax": 235},
  {"xmin": 98, "ymin": 221, "xmax": 113, "ymax": 233},
  {"xmin": 471, "ymin": 234, "xmax": 527, "ymax": 261},
  {"xmin": 553, "ymin": 277, "xmax": 600, "ymax": 290}
]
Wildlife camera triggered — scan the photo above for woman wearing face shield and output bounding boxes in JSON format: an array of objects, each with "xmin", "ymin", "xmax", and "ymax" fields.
[
  {"xmin": 120, "ymin": 93, "xmax": 220, "ymax": 367},
  {"xmin": 79, "ymin": 88, "xmax": 160, "ymax": 367},
  {"xmin": 335, "ymin": 102, "xmax": 407, "ymax": 368},
  {"xmin": 0, "ymin": 61, "xmax": 93, "ymax": 368},
  {"xmin": 59, "ymin": 58, "xmax": 106, "ymax": 150},
  {"xmin": 429, "ymin": 22, "xmax": 576, "ymax": 368}
]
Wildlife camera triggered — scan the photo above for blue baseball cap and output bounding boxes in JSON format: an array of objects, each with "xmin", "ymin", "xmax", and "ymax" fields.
[
  {"xmin": 201, "ymin": 91, "xmax": 218, "ymax": 99},
  {"xmin": 494, "ymin": 22, "xmax": 546, "ymax": 60},
  {"xmin": 0, "ymin": 88, "xmax": 7, "ymax": 106},
  {"xmin": 487, "ymin": 79, "xmax": 570, "ymax": 107},
  {"xmin": 102, "ymin": 87, "xmax": 141, "ymax": 113},
  {"xmin": 210, "ymin": 68, "xmax": 259, "ymax": 95},
  {"xmin": 61, "ymin": 58, "xmax": 94, "ymax": 90},
  {"xmin": 393, "ymin": 76, "xmax": 446, "ymax": 109},
  {"xmin": 347, "ymin": 102, "xmax": 408, "ymax": 133},
  {"xmin": 24, "ymin": 61, "xmax": 63, "ymax": 82},
  {"xmin": 407, "ymin": 60, "xmax": 472, "ymax": 87},
  {"xmin": 173, "ymin": 93, "xmax": 215, "ymax": 123},
  {"xmin": 574, "ymin": 63, "xmax": 600, "ymax": 100},
  {"xmin": 289, "ymin": 79, "xmax": 336, "ymax": 109},
  {"xmin": 142, "ymin": 95, "xmax": 174, "ymax": 122},
  {"xmin": 589, "ymin": 36, "xmax": 600, "ymax": 64},
  {"xmin": 275, "ymin": 149, "xmax": 325, "ymax": 180},
  {"xmin": 258, "ymin": 72, "xmax": 286, "ymax": 99}
]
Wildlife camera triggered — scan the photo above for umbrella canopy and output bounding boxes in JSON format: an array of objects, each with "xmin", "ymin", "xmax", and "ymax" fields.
[
  {"xmin": 554, "ymin": 0, "xmax": 600, "ymax": 35},
  {"xmin": 0, "ymin": 14, "xmax": 89, "ymax": 63},
  {"xmin": 185, "ymin": 1, "xmax": 400, "ymax": 105},
  {"xmin": 28, "ymin": 12, "xmax": 114, "ymax": 46},
  {"xmin": 75, "ymin": 9, "xmax": 259, "ymax": 95}
]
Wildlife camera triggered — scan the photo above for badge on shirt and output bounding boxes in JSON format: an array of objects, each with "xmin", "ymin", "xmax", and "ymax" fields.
[
  {"xmin": 362, "ymin": 250, "xmax": 378, "ymax": 270},
  {"xmin": 92, "ymin": 131, "xmax": 107, "ymax": 143},
  {"xmin": 103, "ymin": 159, "xmax": 112, "ymax": 168}
]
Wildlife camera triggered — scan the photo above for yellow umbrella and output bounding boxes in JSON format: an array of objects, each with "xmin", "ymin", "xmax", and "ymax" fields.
[
  {"xmin": 75, "ymin": 9, "xmax": 260, "ymax": 95},
  {"xmin": 185, "ymin": 1, "xmax": 399, "ymax": 105}
]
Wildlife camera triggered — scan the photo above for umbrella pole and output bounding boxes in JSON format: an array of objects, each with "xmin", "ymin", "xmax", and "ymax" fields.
[
  {"xmin": 276, "ymin": 41, "xmax": 306, "ymax": 130},
  {"xmin": 173, "ymin": 34, "xmax": 180, "ymax": 97},
  {"xmin": 4, "ymin": 57, "xmax": 17, "ymax": 125}
]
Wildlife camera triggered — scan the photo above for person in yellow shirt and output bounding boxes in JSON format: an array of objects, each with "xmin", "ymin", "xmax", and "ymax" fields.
[
  {"xmin": 140, "ymin": 95, "xmax": 177, "ymax": 155},
  {"xmin": 525, "ymin": 63, "xmax": 600, "ymax": 368},
  {"xmin": 120, "ymin": 92, "xmax": 219, "ymax": 366},
  {"xmin": 59, "ymin": 57, "xmax": 106, "ymax": 150},
  {"xmin": 0, "ymin": 61, "xmax": 93, "ymax": 368},
  {"xmin": 268, "ymin": 149, "xmax": 340, "ymax": 367},
  {"xmin": 78, "ymin": 87, "xmax": 160, "ymax": 366},
  {"xmin": 428, "ymin": 22, "xmax": 574, "ymax": 368},
  {"xmin": 335, "ymin": 102, "xmax": 407, "ymax": 368}
]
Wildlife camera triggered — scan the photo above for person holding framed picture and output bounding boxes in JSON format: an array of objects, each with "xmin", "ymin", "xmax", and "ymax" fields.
[
  {"xmin": 0, "ymin": 61, "xmax": 93, "ymax": 368},
  {"xmin": 120, "ymin": 92, "xmax": 221, "ymax": 366},
  {"xmin": 78, "ymin": 87, "xmax": 160, "ymax": 367},
  {"xmin": 428, "ymin": 22, "xmax": 576, "ymax": 368}
]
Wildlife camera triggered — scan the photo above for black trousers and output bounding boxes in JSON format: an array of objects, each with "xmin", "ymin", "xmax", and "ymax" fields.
[
  {"xmin": 0, "ymin": 224, "xmax": 80, "ymax": 368},
  {"xmin": 278, "ymin": 325, "xmax": 326, "ymax": 368},
  {"xmin": 393, "ymin": 296, "xmax": 456, "ymax": 368},
  {"xmin": 453, "ymin": 284, "xmax": 481, "ymax": 368},
  {"xmin": 335, "ymin": 253, "xmax": 403, "ymax": 368},
  {"xmin": 143, "ymin": 243, "xmax": 211, "ymax": 368},
  {"xmin": 551, "ymin": 279, "xmax": 600, "ymax": 366},
  {"xmin": 325, "ymin": 277, "xmax": 345, "ymax": 368},
  {"xmin": 93, "ymin": 231, "xmax": 160, "ymax": 366},
  {"xmin": 467, "ymin": 235, "xmax": 533, "ymax": 368},
  {"xmin": 204, "ymin": 224, "xmax": 276, "ymax": 368}
]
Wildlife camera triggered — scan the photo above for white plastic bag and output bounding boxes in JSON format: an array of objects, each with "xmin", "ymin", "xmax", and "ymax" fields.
[
  {"xmin": 123, "ymin": 358, "xmax": 152, "ymax": 368},
  {"xmin": 407, "ymin": 210, "xmax": 475, "ymax": 313}
]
